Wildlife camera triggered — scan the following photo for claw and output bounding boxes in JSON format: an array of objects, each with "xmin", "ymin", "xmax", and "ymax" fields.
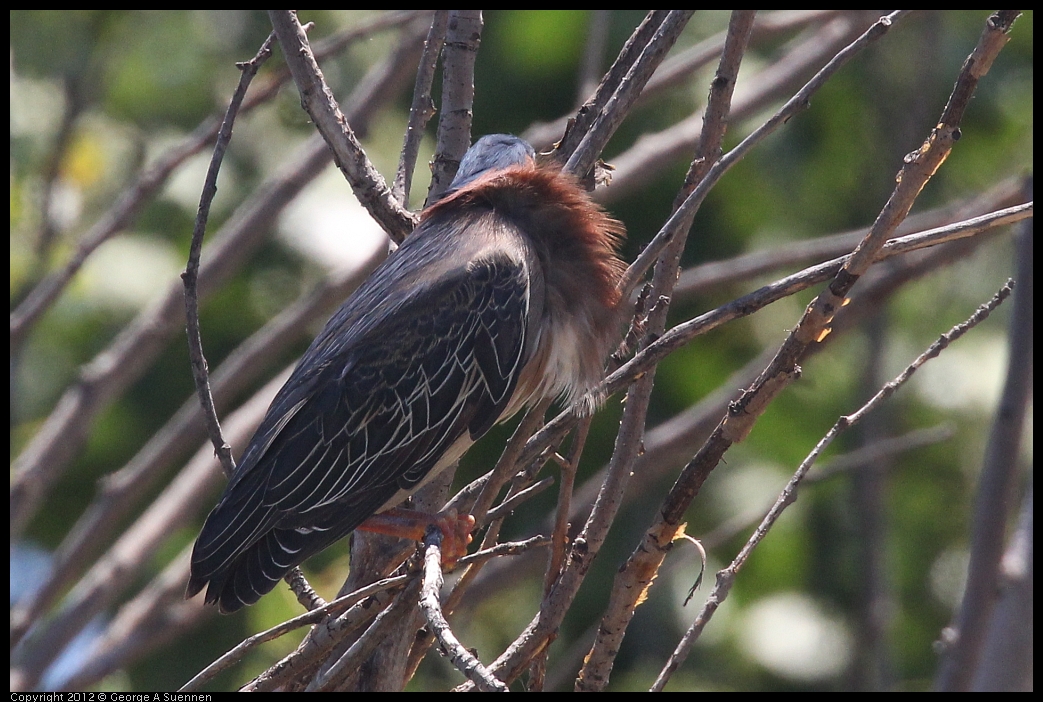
[{"xmin": 358, "ymin": 508, "xmax": 475, "ymax": 564}]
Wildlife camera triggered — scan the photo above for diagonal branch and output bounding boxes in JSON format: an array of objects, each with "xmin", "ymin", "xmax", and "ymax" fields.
[
  {"xmin": 653, "ymin": 280, "xmax": 1017, "ymax": 691},
  {"xmin": 563, "ymin": 10, "xmax": 694, "ymax": 180},
  {"xmin": 269, "ymin": 10, "xmax": 417, "ymax": 243}
]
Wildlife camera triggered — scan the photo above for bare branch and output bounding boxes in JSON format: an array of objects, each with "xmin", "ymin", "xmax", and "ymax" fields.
[
  {"xmin": 269, "ymin": 10, "xmax": 417, "ymax": 243},
  {"xmin": 10, "ymin": 11, "xmax": 425, "ymax": 550},
  {"xmin": 563, "ymin": 10, "xmax": 694, "ymax": 180},
  {"xmin": 181, "ymin": 572, "xmax": 410, "ymax": 692},
  {"xmin": 606, "ymin": 201, "xmax": 1032, "ymax": 401},
  {"xmin": 426, "ymin": 10, "xmax": 483, "ymax": 203},
  {"xmin": 394, "ymin": 10, "xmax": 449, "ymax": 205},
  {"xmin": 937, "ymin": 147, "xmax": 1032, "ymax": 692},
  {"xmin": 653, "ymin": 280, "xmax": 1016, "ymax": 691},
  {"xmin": 9, "ymin": 11, "xmax": 420, "ymax": 351},
  {"xmin": 577, "ymin": 11, "xmax": 756, "ymax": 688},
  {"xmin": 419, "ymin": 528, "xmax": 508, "ymax": 692},
  {"xmin": 619, "ymin": 11, "xmax": 911, "ymax": 298},
  {"xmin": 554, "ymin": 10, "xmax": 670, "ymax": 159},
  {"xmin": 182, "ymin": 31, "xmax": 276, "ymax": 478}
]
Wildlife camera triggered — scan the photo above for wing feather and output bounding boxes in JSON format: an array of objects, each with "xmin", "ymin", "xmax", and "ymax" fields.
[{"xmin": 189, "ymin": 219, "xmax": 534, "ymax": 609}]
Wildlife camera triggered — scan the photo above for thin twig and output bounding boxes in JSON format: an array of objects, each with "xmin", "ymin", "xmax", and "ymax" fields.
[
  {"xmin": 673, "ymin": 179, "xmax": 1025, "ymax": 302},
  {"xmin": 619, "ymin": 11, "xmax": 911, "ymax": 299},
  {"xmin": 564, "ymin": 10, "xmax": 694, "ymax": 180},
  {"xmin": 652, "ymin": 280, "xmax": 1016, "ymax": 691},
  {"xmin": 485, "ymin": 477, "xmax": 556, "ymax": 524},
  {"xmin": 182, "ymin": 32, "xmax": 274, "ymax": 477},
  {"xmin": 177, "ymin": 26, "xmax": 324, "ymax": 623},
  {"xmin": 691, "ymin": 424, "xmax": 958, "ymax": 554},
  {"xmin": 576, "ymin": 11, "xmax": 756, "ymax": 689},
  {"xmin": 555, "ymin": 11, "xmax": 670, "ymax": 161},
  {"xmin": 269, "ymin": 10, "xmax": 417, "ymax": 243},
  {"xmin": 9, "ymin": 12, "xmax": 420, "ymax": 352},
  {"xmin": 471, "ymin": 398, "xmax": 551, "ymax": 527},
  {"xmin": 419, "ymin": 528, "xmax": 508, "ymax": 692},
  {"xmin": 544, "ymin": 418, "xmax": 589, "ymax": 596},
  {"xmin": 394, "ymin": 10, "xmax": 449, "ymax": 206},
  {"xmin": 180, "ymin": 572, "xmax": 411, "ymax": 692}
]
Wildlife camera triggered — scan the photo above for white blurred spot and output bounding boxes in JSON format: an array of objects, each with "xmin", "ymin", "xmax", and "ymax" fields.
[
  {"xmin": 739, "ymin": 592, "xmax": 852, "ymax": 681},
  {"xmin": 79, "ymin": 234, "xmax": 183, "ymax": 310},
  {"xmin": 929, "ymin": 547, "xmax": 968, "ymax": 609},
  {"xmin": 279, "ymin": 169, "xmax": 391, "ymax": 275},
  {"xmin": 709, "ymin": 461, "xmax": 788, "ymax": 522},
  {"xmin": 913, "ymin": 338, "xmax": 1005, "ymax": 412}
]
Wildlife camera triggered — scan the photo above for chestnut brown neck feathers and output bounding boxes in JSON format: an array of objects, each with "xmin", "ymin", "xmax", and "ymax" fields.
[
  {"xmin": 424, "ymin": 163, "xmax": 626, "ymax": 318},
  {"xmin": 424, "ymin": 162, "xmax": 627, "ymax": 410}
]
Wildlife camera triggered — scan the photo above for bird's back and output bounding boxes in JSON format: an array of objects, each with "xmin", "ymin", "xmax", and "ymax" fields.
[
  {"xmin": 187, "ymin": 135, "xmax": 626, "ymax": 613},
  {"xmin": 188, "ymin": 206, "xmax": 539, "ymax": 612}
]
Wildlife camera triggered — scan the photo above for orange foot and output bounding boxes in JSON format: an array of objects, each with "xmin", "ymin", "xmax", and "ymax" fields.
[{"xmin": 357, "ymin": 508, "xmax": 476, "ymax": 564}]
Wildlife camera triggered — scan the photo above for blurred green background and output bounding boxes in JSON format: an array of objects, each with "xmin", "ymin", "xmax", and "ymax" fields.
[{"xmin": 10, "ymin": 10, "xmax": 1033, "ymax": 691}]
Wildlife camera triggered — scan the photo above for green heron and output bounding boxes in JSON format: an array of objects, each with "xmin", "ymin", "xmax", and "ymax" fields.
[{"xmin": 187, "ymin": 134, "xmax": 626, "ymax": 613}]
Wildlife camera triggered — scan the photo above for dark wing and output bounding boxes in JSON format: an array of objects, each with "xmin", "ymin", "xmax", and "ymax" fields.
[{"xmin": 188, "ymin": 252, "xmax": 531, "ymax": 612}]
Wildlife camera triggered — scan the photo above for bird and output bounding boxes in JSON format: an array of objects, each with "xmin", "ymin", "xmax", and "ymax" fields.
[{"xmin": 187, "ymin": 134, "xmax": 627, "ymax": 613}]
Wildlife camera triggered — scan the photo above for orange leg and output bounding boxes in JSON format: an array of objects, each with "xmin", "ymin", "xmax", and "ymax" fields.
[{"xmin": 356, "ymin": 508, "xmax": 476, "ymax": 563}]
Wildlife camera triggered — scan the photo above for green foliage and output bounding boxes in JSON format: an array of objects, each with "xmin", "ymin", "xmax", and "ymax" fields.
[{"xmin": 10, "ymin": 10, "xmax": 1031, "ymax": 692}]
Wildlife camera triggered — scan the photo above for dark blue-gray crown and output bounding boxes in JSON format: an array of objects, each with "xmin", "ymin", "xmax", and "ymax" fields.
[{"xmin": 449, "ymin": 134, "xmax": 536, "ymax": 190}]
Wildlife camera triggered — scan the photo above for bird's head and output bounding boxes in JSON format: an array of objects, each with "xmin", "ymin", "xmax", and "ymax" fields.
[{"xmin": 448, "ymin": 134, "xmax": 536, "ymax": 191}]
